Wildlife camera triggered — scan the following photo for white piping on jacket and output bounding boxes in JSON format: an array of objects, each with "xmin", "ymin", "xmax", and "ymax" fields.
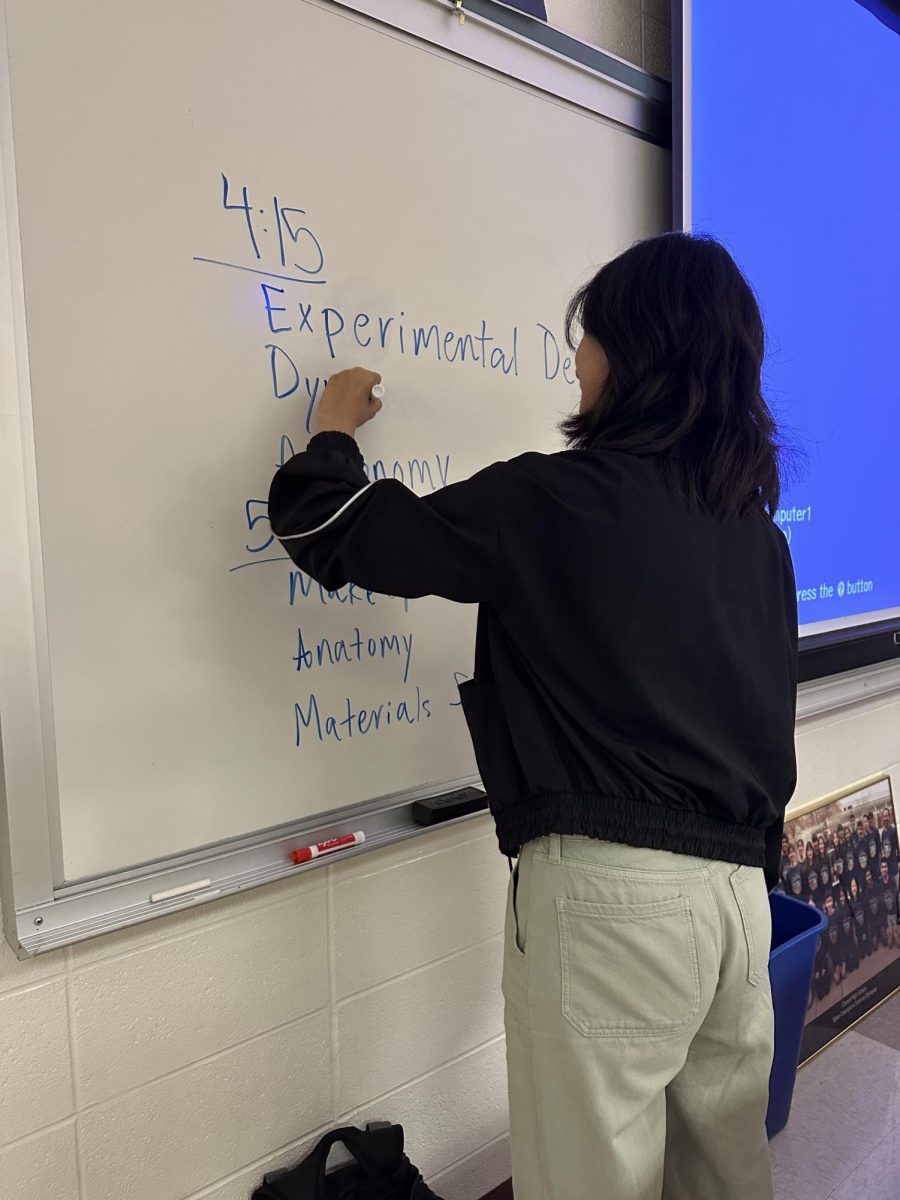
[{"xmin": 276, "ymin": 482, "xmax": 375, "ymax": 540}]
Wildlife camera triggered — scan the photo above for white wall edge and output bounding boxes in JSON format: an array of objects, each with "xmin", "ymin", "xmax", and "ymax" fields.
[{"xmin": 796, "ymin": 660, "xmax": 900, "ymax": 722}]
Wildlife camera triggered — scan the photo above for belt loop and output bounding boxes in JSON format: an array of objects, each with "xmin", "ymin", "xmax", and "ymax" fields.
[{"xmin": 549, "ymin": 833, "xmax": 561, "ymax": 865}]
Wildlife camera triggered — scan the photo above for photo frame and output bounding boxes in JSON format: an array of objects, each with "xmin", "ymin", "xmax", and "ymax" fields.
[{"xmin": 776, "ymin": 774, "xmax": 900, "ymax": 1062}]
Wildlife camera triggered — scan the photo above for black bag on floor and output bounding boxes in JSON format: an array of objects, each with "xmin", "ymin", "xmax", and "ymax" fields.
[{"xmin": 251, "ymin": 1123, "xmax": 444, "ymax": 1200}]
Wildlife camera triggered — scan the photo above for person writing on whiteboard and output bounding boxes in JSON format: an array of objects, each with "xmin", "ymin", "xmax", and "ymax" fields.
[{"xmin": 268, "ymin": 232, "xmax": 798, "ymax": 1200}]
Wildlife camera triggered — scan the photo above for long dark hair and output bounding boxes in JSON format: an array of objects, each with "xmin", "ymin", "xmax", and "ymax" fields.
[{"xmin": 563, "ymin": 232, "xmax": 785, "ymax": 518}]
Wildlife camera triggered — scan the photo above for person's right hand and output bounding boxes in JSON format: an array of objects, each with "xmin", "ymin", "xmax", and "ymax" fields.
[{"xmin": 315, "ymin": 367, "xmax": 383, "ymax": 437}]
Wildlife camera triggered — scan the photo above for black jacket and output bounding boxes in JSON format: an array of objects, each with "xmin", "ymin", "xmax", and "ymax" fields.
[{"xmin": 269, "ymin": 432, "xmax": 798, "ymax": 889}]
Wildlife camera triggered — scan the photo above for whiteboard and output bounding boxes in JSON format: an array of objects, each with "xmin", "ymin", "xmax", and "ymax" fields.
[{"xmin": 1, "ymin": 0, "xmax": 668, "ymax": 900}]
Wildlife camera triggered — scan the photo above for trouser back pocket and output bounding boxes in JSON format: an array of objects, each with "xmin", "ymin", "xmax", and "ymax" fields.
[{"xmin": 557, "ymin": 894, "xmax": 702, "ymax": 1037}]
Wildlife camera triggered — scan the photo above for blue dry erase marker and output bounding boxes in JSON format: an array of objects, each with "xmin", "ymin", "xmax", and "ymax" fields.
[{"xmin": 371, "ymin": 384, "xmax": 385, "ymax": 401}]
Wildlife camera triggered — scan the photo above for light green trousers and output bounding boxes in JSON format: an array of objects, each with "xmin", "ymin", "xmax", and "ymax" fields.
[{"xmin": 503, "ymin": 835, "xmax": 775, "ymax": 1200}]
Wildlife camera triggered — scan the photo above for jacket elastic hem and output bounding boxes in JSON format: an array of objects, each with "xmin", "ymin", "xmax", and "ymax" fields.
[{"xmin": 493, "ymin": 791, "xmax": 767, "ymax": 870}]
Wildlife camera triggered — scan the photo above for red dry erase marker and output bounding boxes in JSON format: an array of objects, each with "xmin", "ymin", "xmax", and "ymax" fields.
[{"xmin": 291, "ymin": 831, "xmax": 366, "ymax": 865}]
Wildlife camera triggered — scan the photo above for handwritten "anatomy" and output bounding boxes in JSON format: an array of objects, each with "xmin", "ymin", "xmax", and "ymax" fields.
[{"xmin": 294, "ymin": 625, "xmax": 414, "ymax": 683}]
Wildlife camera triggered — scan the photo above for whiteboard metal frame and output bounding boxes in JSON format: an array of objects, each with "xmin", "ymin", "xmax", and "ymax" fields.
[
  {"xmin": 0, "ymin": 0, "xmax": 669, "ymax": 957},
  {"xmin": 331, "ymin": 0, "xmax": 671, "ymax": 143},
  {"xmin": 1, "ymin": 0, "xmax": 61, "ymax": 945}
]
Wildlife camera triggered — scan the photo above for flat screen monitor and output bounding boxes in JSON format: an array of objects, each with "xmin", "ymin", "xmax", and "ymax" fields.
[{"xmin": 677, "ymin": 0, "xmax": 900, "ymax": 678}]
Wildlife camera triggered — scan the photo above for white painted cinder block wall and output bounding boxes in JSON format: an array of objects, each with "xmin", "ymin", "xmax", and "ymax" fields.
[{"xmin": 3, "ymin": 4, "xmax": 897, "ymax": 1199}]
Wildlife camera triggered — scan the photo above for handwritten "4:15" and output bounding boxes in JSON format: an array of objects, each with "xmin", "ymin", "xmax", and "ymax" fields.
[{"xmin": 221, "ymin": 173, "xmax": 326, "ymax": 280}]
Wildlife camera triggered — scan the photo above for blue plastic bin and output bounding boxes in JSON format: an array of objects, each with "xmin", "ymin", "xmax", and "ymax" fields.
[{"xmin": 766, "ymin": 891, "xmax": 828, "ymax": 1138}]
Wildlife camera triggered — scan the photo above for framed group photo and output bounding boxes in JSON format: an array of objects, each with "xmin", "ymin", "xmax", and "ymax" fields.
[{"xmin": 776, "ymin": 774, "xmax": 900, "ymax": 1061}]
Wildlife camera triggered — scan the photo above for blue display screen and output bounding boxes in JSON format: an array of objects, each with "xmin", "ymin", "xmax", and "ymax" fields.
[{"xmin": 688, "ymin": 0, "xmax": 900, "ymax": 633}]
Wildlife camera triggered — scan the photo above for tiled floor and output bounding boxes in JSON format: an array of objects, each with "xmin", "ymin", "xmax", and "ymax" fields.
[{"xmin": 770, "ymin": 992, "xmax": 900, "ymax": 1200}]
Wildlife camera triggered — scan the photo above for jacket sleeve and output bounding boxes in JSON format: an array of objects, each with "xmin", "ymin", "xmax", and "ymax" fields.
[{"xmin": 268, "ymin": 432, "xmax": 502, "ymax": 603}]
